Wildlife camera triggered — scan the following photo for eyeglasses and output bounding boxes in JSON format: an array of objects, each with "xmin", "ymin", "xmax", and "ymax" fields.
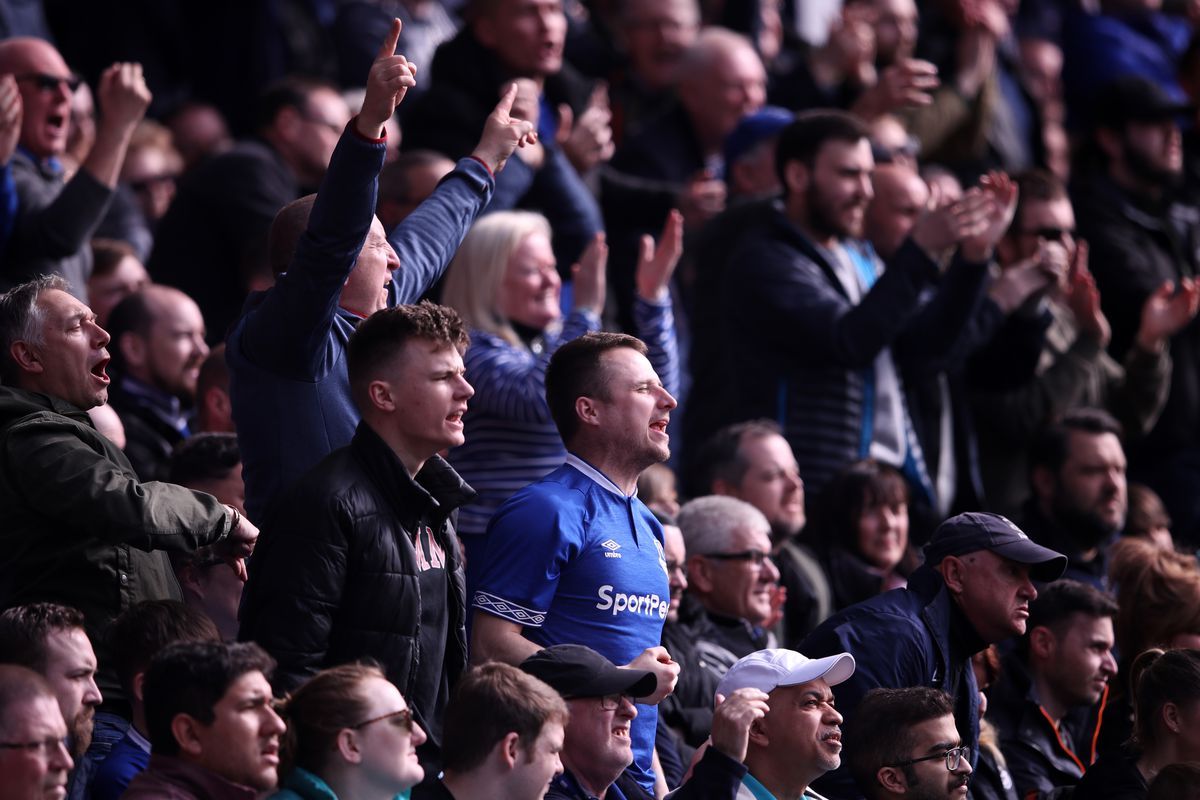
[
  {"xmin": 351, "ymin": 708, "xmax": 414, "ymax": 733},
  {"xmin": 702, "ymin": 549, "xmax": 772, "ymax": 566},
  {"xmin": 129, "ymin": 174, "xmax": 178, "ymax": 193},
  {"xmin": 599, "ymin": 694, "xmax": 634, "ymax": 711},
  {"xmin": 1018, "ymin": 227, "xmax": 1075, "ymax": 243},
  {"xmin": 887, "ymin": 745, "xmax": 972, "ymax": 773},
  {"xmin": 0, "ymin": 737, "xmax": 69, "ymax": 758},
  {"xmin": 301, "ymin": 113, "xmax": 345, "ymax": 136},
  {"xmin": 16, "ymin": 72, "xmax": 82, "ymax": 93},
  {"xmin": 665, "ymin": 560, "xmax": 687, "ymax": 578}
]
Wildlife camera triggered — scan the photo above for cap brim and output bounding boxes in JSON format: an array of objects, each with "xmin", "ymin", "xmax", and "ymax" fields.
[
  {"xmin": 780, "ymin": 653, "xmax": 856, "ymax": 688},
  {"xmin": 578, "ymin": 667, "xmax": 658, "ymax": 700},
  {"xmin": 991, "ymin": 540, "xmax": 1068, "ymax": 582}
]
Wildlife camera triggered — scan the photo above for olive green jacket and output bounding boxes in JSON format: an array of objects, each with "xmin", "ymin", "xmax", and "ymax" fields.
[{"xmin": 0, "ymin": 386, "xmax": 232, "ymax": 698}]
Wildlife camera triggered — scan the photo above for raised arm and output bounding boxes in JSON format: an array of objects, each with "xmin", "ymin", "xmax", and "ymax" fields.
[
  {"xmin": 388, "ymin": 84, "xmax": 536, "ymax": 302},
  {"xmin": 238, "ymin": 20, "xmax": 414, "ymax": 375}
]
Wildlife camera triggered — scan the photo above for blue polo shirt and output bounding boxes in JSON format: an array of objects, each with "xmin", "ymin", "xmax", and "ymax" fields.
[{"xmin": 473, "ymin": 454, "xmax": 670, "ymax": 792}]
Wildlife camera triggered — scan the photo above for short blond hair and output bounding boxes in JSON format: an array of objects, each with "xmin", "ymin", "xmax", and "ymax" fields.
[{"xmin": 441, "ymin": 211, "xmax": 553, "ymax": 347}]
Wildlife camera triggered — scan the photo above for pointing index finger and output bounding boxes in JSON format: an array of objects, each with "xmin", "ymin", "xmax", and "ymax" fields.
[
  {"xmin": 377, "ymin": 17, "xmax": 402, "ymax": 60},
  {"xmin": 495, "ymin": 82, "xmax": 518, "ymax": 116}
]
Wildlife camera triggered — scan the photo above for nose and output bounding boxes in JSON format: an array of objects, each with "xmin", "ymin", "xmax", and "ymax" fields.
[
  {"xmin": 194, "ymin": 333, "xmax": 210, "ymax": 359},
  {"xmin": 658, "ymin": 387, "xmax": 677, "ymax": 410},
  {"xmin": 387, "ymin": 243, "xmax": 401, "ymax": 271},
  {"xmin": 554, "ymin": 752, "xmax": 564, "ymax": 777},
  {"xmin": 762, "ymin": 556, "xmax": 781, "ymax": 584},
  {"xmin": 824, "ymin": 705, "xmax": 843, "ymax": 726},
  {"xmin": 84, "ymin": 676, "xmax": 103, "ymax": 707},
  {"xmin": 1101, "ymin": 650, "xmax": 1118, "ymax": 678},
  {"xmin": 92, "ymin": 320, "xmax": 111, "ymax": 348},
  {"xmin": 956, "ymin": 752, "xmax": 974, "ymax": 777},
  {"xmin": 50, "ymin": 738, "xmax": 73, "ymax": 772},
  {"xmin": 412, "ymin": 721, "xmax": 428, "ymax": 747},
  {"xmin": 265, "ymin": 704, "xmax": 287, "ymax": 736},
  {"xmin": 619, "ymin": 696, "xmax": 639, "ymax": 720},
  {"xmin": 456, "ymin": 374, "xmax": 475, "ymax": 400}
]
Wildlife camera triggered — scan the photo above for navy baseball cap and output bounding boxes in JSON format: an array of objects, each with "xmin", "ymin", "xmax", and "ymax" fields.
[
  {"xmin": 1095, "ymin": 75, "xmax": 1193, "ymax": 128},
  {"xmin": 724, "ymin": 106, "xmax": 794, "ymax": 169},
  {"xmin": 923, "ymin": 512, "xmax": 1067, "ymax": 581},
  {"xmin": 520, "ymin": 644, "xmax": 658, "ymax": 700}
]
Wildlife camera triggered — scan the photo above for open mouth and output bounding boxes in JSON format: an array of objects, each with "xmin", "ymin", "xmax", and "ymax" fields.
[
  {"xmin": 649, "ymin": 419, "xmax": 669, "ymax": 434},
  {"xmin": 90, "ymin": 357, "xmax": 111, "ymax": 384},
  {"xmin": 612, "ymin": 726, "xmax": 631, "ymax": 739},
  {"xmin": 822, "ymin": 731, "xmax": 842, "ymax": 747},
  {"xmin": 447, "ymin": 409, "xmax": 466, "ymax": 424}
]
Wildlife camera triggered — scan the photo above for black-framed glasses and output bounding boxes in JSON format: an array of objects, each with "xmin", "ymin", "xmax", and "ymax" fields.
[
  {"xmin": 666, "ymin": 560, "xmax": 687, "ymax": 578},
  {"xmin": 887, "ymin": 745, "xmax": 971, "ymax": 773},
  {"xmin": 0, "ymin": 736, "xmax": 69, "ymax": 758},
  {"xmin": 599, "ymin": 694, "xmax": 634, "ymax": 711},
  {"xmin": 702, "ymin": 549, "xmax": 771, "ymax": 566},
  {"xmin": 351, "ymin": 708, "xmax": 414, "ymax": 733},
  {"xmin": 16, "ymin": 72, "xmax": 82, "ymax": 93},
  {"xmin": 1018, "ymin": 227, "xmax": 1074, "ymax": 243}
]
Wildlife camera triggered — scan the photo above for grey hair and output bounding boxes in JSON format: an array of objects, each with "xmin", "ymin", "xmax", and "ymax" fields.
[
  {"xmin": 677, "ymin": 495, "xmax": 771, "ymax": 556},
  {"xmin": 0, "ymin": 275, "xmax": 71, "ymax": 384}
]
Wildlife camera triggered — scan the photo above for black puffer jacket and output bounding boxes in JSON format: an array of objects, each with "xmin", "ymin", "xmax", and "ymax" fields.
[{"xmin": 239, "ymin": 422, "xmax": 475, "ymax": 725}]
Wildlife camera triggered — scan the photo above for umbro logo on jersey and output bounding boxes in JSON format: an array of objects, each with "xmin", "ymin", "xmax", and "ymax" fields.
[{"xmin": 601, "ymin": 539, "xmax": 622, "ymax": 558}]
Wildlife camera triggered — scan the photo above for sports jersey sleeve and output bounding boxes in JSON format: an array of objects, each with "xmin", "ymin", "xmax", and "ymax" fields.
[{"xmin": 472, "ymin": 488, "xmax": 583, "ymax": 627}]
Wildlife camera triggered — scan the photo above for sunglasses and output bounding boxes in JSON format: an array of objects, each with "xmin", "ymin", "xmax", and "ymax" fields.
[
  {"xmin": 16, "ymin": 72, "xmax": 82, "ymax": 93},
  {"xmin": 351, "ymin": 707, "xmax": 414, "ymax": 733},
  {"xmin": 701, "ymin": 548, "xmax": 772, "ymax": 567}
]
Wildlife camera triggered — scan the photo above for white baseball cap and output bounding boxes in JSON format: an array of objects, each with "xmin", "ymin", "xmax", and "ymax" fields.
[{"xmin": 716, "ymin": 649, "xmax": 856, "ymax": 700}]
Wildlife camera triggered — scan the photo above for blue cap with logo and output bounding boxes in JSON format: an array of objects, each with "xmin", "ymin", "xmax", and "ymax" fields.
[{"xmin": 923, "ymin": 512, "xmax": 1067, "ymax": 582}]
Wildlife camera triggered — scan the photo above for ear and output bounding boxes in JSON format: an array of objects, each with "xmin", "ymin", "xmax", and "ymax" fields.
[
  {"xmin": 1163, "ymin": 701, "xmax": 1183, "ymax": 736},
  {"xmin": 171, "ymin": 714, "xmax": 206, "ymax": 758},
  {"xmin": 273, "ymin": 105, "xmax": 304, "ymax": 145},
  {"xmin": 575, "ymin": 396, "xmax": 601, "ymax": 430},
  {"xmin": 368, "ymin": 379, "xmax": 396, "ymax": 413},
  {"xmin": 1096, "ymin": 127, "xmax": 1123, "ymax": 161},
  {"xmin": 939, "ymin": 555, "xmax": 967, "ymax": 594},
  {"xmin": 747, "ymin": 715, "xmax": 770, "ymax": 748},
  {"xmin": 499, "ymin": 731, "xmax": 522, "ymax": 770},
  {"xmin": 474, "ymin": 15, "xmax": 500, "ymax": 49},
  {"xmin": 687, "ymin": 554, "xmax": 716, "ymax": 594},
  {"xmin": 10, "ymin": 340, "xmax": 44, "ymax": 374},
  {"xmin": 205, "ymin": 386, "xmax": 231, "ymax": 421},
  {"xmin": 877, "ymin": 765, "xmax": 908, "ymax": 794},
  {"xmin": 119, "ymin": 331, "xmax": 148, "ymax": 371},
  {"xmin": 337, "ymin": 727, "xmax": 364, "ymax": 763},
  {"xmin": 133, "ymin": 672, "xmax": 147, "ymax": 704},
  {"xmin": 1029, "ymin": 626, "xmax": 1056, "ymax": 662},
  {"xmin": 1030, "ymin": 465, "xmax": 1056, "ymax": 504},
  {"xmin": 784, "ymin": 160, "xmax": 810, "ymax": 197}
]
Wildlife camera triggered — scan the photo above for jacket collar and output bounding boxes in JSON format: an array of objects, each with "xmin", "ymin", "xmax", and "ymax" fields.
[
  {"xmin": 351, "ymin": 422, "xmax": 477, "ymax": 525},
  {"xmin": 137, "ymin": 754, "xmax": 259, "ymax": 800}
]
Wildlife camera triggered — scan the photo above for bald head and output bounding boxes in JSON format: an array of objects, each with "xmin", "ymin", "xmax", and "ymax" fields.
[
  {"xmin": 865, "ymin": 163, "xmax": 928, "ymax": 259},
  {"xmin": 108, "ymin": 285, "xmax": 209, "ymax": 399},
  {"xmin": 676, "ymin": 28, "xmax": 766, "ymax": 151},
  {"xmin": 0, "ymin": 38, "xmax": 74, "ymax": 159}
]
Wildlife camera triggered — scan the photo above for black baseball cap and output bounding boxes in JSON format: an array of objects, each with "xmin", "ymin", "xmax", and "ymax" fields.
[
  {"xmin": 1094, "ymin": 75, "xmax": 1194, "ymax": 129},
  {"xmin": 519, "ymin": 644, "xmax": 658, "ymax": 700},
  {"xmin": 923, "ymin": 512, "xmax": 1068, "ymax": 582}
]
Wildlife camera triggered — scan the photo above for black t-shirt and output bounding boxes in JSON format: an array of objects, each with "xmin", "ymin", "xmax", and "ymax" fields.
[
  {"xmin": 1073, "ymin": 753, "xmax": 1148, "ymax": 800},
  {"xmin": 414, "ymin": 523, "xmax": 450, "ymax": 747}
]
